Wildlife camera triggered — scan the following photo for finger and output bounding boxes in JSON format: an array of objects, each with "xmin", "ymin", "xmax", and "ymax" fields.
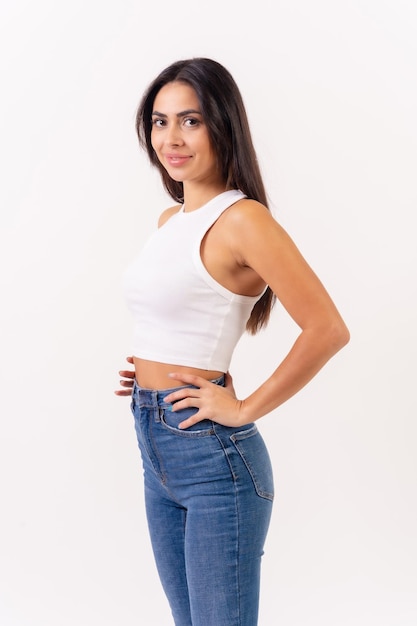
[
  {"xmin": 165, "ymin": 396, "xmax": 201, "ymax": 413},
  {"xmin": 119, "ymin": 379, "xmax": 134, "ymax": 387},
  {"xmin": 164, "ymin": 387, "xmax": 200, "ymax": 404},
  {"xmin": 178, "ymin": 411, "xmax": 204, "ymax": 429},
  {"xmin": 168, "ymin": 372, "xmax": 208, "ymax": 387},
  {"xmin": 170, "ymin": 397, "xmax": 204, "ymax": 413},
  {"xmin": 114, "ymin": 389, "xmax": 133, "ymax": 396},
  {"xmin": 119, "ymin": 369, "xmax": 135, "ymax": 378},
  {"xmin": 126, "ymin": 356, "xmax": 134, "ymax": 364}
]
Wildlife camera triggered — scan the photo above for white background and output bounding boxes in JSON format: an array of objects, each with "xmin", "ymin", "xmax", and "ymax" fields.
[{"xmin": 1, "ymin": 1, "xmax": 416, "ymax": 624}]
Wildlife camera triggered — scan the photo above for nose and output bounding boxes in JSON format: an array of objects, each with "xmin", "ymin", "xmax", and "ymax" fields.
[{"xmin": 165, "ymin": 123, "xmax": 184, "ymax": 147}]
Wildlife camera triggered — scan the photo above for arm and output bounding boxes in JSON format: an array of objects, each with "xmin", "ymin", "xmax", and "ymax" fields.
[
  {"xmin": 232, "ymin": 201, "xmax": 350, "ymax": 422},
  {"xmin": 165, "ymin": 201, "xmax": 350, "ymax": 428}
]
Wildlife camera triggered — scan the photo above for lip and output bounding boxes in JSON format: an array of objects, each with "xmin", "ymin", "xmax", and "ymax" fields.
[{"xmin": 164, "ymin": 154, "xmax": 191, "ymax": 167}]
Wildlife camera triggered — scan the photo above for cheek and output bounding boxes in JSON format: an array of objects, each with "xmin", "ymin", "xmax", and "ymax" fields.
[
  {"xmin": 207, "ymin": 146, "xmax": 218, "ymax": 168},
  {"xmin": 150, "ymin": 130, "xmax": 160, "ymax": 152}
]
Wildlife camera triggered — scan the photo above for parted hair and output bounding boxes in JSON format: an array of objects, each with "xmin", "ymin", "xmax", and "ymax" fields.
[{"xmin": 136, "ymin": 57, "xmax": 275, "ymax": 333}]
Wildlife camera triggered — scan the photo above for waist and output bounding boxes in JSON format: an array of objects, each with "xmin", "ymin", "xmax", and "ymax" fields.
[
  {"xmin": 132, "ymin": 374, "xmax": 225, "ymax": 408},
  {"xmin": 133, "ymin": 357, "xmax": 224, "ymax": 389}
]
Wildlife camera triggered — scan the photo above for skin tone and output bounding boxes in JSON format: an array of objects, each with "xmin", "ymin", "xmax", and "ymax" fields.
[{"xmin": 115, "ymin": 81, "xmax": 350, "ymax": 429}]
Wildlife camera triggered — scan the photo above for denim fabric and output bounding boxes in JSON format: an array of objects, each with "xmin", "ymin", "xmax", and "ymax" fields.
[{"xmin": 131, "ymin": 376, "xmax": 274, "ymax": 626}]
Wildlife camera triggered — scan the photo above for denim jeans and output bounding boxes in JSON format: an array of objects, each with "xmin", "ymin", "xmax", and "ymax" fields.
[{"xmin": 131, "ymin": 376, "xmax": 274, "ymax": 626}]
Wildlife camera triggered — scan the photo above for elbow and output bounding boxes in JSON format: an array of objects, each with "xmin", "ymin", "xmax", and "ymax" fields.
[{"xmin": 328, "ymin": 319, "xmax": 350, "ymax": 354}]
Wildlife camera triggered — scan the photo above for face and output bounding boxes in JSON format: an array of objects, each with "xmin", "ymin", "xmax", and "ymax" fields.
[{"xmin": 151, "ymin": 81, "xmax": 221, "ymax": 188}]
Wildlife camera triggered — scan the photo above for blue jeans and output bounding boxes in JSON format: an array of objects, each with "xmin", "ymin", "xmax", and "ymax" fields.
[{"xmin": 131, "ymin": 376, "xmax": 274, "ymax": 626}]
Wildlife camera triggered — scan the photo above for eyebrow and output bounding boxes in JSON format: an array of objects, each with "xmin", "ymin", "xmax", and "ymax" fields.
[{"xmin": 151, "ymin": 109, "xmax": 202, "ymax": 118}]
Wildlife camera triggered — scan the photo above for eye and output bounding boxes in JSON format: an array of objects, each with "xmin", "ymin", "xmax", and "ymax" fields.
[
  {"xmin": 183, "ymin": 117, "xmax": 200, "ymax": 128},
  {"xmin": 151, "ymin": 117, "xmax": 166, "ymax": 128}
]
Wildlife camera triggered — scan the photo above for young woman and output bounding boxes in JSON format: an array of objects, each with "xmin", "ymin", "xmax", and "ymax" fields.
[{"xmin": 117, "ymin": 58, "xmax": 349, "ymax": 626}]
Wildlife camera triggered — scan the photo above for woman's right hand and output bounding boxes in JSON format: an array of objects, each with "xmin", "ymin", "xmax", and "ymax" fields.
[{"xmin": 114, "ymin": 356, "xmax": 135, "ymax": 396}]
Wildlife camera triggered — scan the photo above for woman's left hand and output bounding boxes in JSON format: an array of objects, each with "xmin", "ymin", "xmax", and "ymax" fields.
[{"xmin": 164, "ymin": 371, "xmax": 247, "ymax": 429}]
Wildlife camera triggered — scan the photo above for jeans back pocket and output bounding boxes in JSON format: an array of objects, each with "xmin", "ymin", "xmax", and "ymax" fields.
[{"xmin": 231, "ymin": 426, "xmax": 274, "ymax": 501}]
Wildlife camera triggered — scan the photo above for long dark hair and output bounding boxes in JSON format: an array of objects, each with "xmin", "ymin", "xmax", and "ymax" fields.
[{"xmin": 136, "ymin": 57, "xmax": 275, "ymax": 333}]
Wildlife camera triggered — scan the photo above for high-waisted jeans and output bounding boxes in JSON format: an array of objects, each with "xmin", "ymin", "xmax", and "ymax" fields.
[{"xmin": 130, "ymin": 376, "xmax": 274, "ymax": 626}]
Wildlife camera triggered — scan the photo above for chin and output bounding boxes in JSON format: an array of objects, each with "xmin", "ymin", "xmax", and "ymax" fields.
[
  {"xmin": 165, "ymin": 170, "xmax": 186, "ymax": 183},
  {"xmin": 168, "ymin": 173, "xmax": 185, "ymax": 183}
]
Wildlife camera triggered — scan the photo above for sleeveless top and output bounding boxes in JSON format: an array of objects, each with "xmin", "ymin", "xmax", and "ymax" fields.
[{"xmin": 123, "ymin": 189, "xmax": 264, "ymax": 372}]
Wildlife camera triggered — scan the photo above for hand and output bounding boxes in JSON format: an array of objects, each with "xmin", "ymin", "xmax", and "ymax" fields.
[
  {"xmin": 163, "ymin": 371, "xmax": 247, "ymax": 429},
  {"xmin": 114, "ymin": 356, "xmax": 135, "ymax": 396}
]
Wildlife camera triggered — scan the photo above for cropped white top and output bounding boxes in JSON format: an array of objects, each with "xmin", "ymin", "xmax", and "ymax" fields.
[{"xmin": 123, "ymin": 189, "xmax": 264, "ymax": 372}]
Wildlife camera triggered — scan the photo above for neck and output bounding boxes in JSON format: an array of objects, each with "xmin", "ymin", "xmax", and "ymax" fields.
[{"xmin": 182, "ymin": 183, "xmax": 228, "ymax": 213}]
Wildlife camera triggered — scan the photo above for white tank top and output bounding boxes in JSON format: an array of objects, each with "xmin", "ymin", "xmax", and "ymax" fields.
[{"xmin": 123, "ymin": 189, "xmax": 264, "ymax": 372}]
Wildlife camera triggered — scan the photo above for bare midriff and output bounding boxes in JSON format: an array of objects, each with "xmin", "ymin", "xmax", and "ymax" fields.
[{"xmin": 133, "ymin": 357, "xmax": 224, "ymax": 390}]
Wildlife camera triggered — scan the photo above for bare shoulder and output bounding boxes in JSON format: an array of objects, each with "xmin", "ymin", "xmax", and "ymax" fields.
[
  {"xmin": 227, "ymin": 198, "xmax": 273, "ymax": 219},
  {"xmin": 158, "ymin": 204, "xmax": 182, "ymax": 228},
  {"xmin": 224, "ymin": 198, "xmax": 282, "ymax": 234},
  {"xmin": 222, "ymin": 198, "xmax": 297, "ymax": 267}
]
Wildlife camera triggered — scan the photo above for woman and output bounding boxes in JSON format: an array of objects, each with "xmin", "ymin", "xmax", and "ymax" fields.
[{"xmin": 117, "ymin": 58, "xmax": 349, "ymax": 626}]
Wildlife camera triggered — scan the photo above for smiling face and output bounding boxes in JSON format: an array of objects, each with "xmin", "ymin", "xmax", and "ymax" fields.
[{"xmin": 151, "ymin": 81, "xmax": 222, "ymax": 190}]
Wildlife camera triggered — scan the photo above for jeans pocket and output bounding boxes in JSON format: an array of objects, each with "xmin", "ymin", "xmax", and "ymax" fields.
[
  {"xmin": 159, "ymin": 407, "xmax": 215, "ymax": 438},
  {"xmin": 231, "ymin": 425, "xmax": 274, "ymax": 501}
]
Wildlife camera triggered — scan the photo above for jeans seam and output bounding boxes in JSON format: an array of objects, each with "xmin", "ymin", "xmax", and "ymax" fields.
[
  {"xmin": 148, "ymin": 411, "xmax": 167, "ymax": 485},
  {"xmin": 213, "ymin": 427, "xmax": 242, "ymax": 622},
  {"xmin": 133, "ymin": 413, "xmax": 160, "ymax": 479},
  {"xmin": 235, "ymin": 476, "xmax": 242, "ymax": 625},
  {"xmin": 213, "ymin": 430, "xmax": 238, "ymax": 482}
]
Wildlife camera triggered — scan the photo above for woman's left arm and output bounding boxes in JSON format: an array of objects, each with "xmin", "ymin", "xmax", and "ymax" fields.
[{"xmin": 166, "ymin": 201, "xmax": 350, "ymax": 428}]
